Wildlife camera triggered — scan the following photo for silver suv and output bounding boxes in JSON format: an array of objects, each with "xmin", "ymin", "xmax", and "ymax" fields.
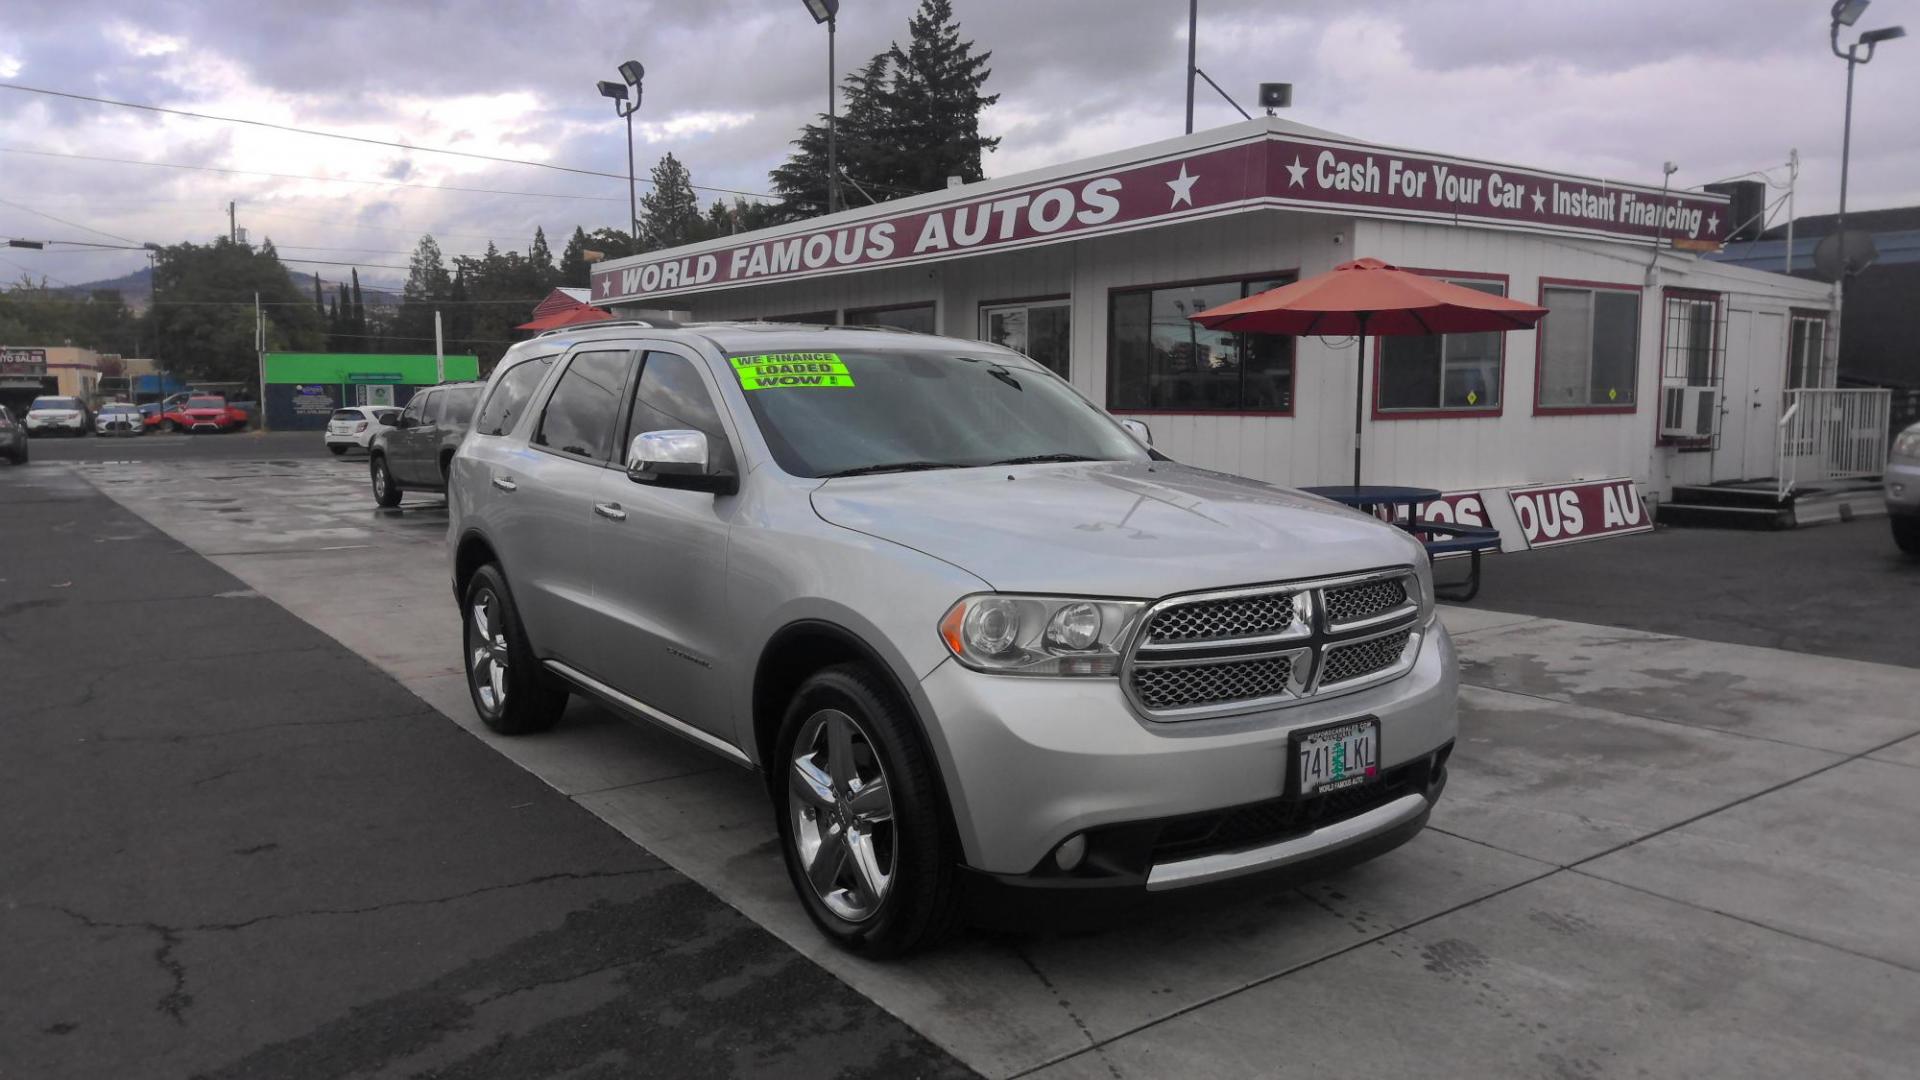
[{"xmin": 447, "ymin": 323, "xmax": 1457, "ymax": 955}]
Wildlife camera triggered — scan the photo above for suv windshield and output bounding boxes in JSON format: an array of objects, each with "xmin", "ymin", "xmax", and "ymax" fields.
[{"xmin": 731, "ymin": 348, "xmax": 1148, "ymax": 478}]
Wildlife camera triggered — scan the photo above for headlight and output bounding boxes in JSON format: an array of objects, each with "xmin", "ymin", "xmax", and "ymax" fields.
[
  {"xmin": 939, "ymin": 594, "xmax": 1146, "ymax": 676},
  {"xmin": 1894, "ymin": 428, "xmax": 1920, "ymax": 459}
]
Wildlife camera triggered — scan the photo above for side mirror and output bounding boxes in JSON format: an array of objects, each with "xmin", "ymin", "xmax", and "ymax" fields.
[
  {"xmin": 1118, "ymin": 417, "xmax": 1154, "ymax": 447},
  {"xmin": 627, "ymin": 429, "xmax": 737, "ymax": 495}
]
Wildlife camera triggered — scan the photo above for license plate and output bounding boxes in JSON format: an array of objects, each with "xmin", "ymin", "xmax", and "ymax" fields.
[{"xmin": 1295, "ymin": 718, "xmax": 1380, "ymax": 796}]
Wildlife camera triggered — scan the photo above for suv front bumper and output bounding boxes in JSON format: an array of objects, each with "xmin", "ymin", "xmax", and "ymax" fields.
[
  {"xmin": 1886, "ymin": 458, "xmax": 1920, "ymax": 517},
  {"xmin": 917, "ymin": 623, "xmax": 1458, "ymax": 882}
]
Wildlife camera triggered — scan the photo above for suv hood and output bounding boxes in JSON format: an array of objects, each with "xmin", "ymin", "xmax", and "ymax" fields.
[{"xmin": 810, "ymin": 461, "xmax": 1423, "ymax": 597}]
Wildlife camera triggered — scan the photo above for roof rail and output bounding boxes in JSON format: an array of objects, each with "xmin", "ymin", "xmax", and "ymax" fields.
[{"xmin": 535, "ymin": 318, "xmax": 679, "ymax": 338}]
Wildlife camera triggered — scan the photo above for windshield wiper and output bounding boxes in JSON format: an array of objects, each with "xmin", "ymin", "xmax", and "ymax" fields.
[
  {"xmin": 988, "ymin": 453, "xmax": 1102, "ymax": 466},
  {"xmin": 819, "ymin": 460, "xmax": 966, "ymax": 478}
]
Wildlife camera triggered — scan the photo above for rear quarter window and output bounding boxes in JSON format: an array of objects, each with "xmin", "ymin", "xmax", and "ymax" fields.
[{"xmin": 474, "ymin": 355, "xmax": 558, "ymax": 437}]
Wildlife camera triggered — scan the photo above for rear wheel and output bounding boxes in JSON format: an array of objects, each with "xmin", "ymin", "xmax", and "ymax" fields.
[
  {"xmin": 774, "ymin": 664, "xmax": 960, "ymax": 958},
  {"xmin": 370, "ymin": 454, "xmax": 402, "ymax": 507},
  {"xmin": 1893, "ymin": 516, "xmax": 1920, "ymax": 557},
  {"xmin": 7, "ymin": 441, "xmax": 24, "ymax": 465},
  {"xmin": 461, "ymin": 563, "xmax": 566, "ymax": 734}
]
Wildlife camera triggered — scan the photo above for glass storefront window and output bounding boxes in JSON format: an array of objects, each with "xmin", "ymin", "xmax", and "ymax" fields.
[
  {"xmin": 980, "ymin": 300, "xmax": 1071, "ymax": 377},
  {"xmin": 1107, "ymin": 276, "xmax": 1294, "ymax": 412},
  {"xmin": 1378, "ymin": 278, "xmax": 1504, "ymax": 412}
]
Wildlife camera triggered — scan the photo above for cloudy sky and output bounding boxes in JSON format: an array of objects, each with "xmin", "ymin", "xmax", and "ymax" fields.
[{"xmin": 2, "ymin": 0, "xmax": 1914, "ymax": 292}]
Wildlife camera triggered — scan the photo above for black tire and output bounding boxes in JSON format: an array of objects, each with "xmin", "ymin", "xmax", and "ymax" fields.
[
  {"xmin": 370, "ymin": 454, "xmax": 402, "ymax": 507},
  {"xmin": 461, "ymin": 563, "xmax": 567, "ymax": 734},
  {"xmin": 773, "ymin": 663, "xmax": 961, "ymax": 958},
  {"xmin": 328, "ymin": 444, "xmax": 348, "ymax": 456},
  {"xmin": 8, "ymin": 443, "xmax": 24, "ymax": 465},
  {"xmin": 1893, "ymin": 516, "xmax": 1920, "ymax": 557},
  {"xmin": 164, "ymin": 419, "xmax": 181, "ymax": 433}
]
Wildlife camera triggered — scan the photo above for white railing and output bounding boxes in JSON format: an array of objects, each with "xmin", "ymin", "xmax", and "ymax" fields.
[{"xmin": 1776, "ymin": 388, "xmax": 1893, "ymax": 499}]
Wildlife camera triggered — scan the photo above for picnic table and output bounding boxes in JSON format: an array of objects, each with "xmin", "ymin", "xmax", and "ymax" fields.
[{"xmin": 1301, "ymin": 484, "xmax": 1502, "ymax": 603}]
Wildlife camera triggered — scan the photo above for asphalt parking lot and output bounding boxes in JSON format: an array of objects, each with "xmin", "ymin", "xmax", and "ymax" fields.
[{"xmin": 6, "ymin": 445, "xmax": 1918, "ymax": 1079}]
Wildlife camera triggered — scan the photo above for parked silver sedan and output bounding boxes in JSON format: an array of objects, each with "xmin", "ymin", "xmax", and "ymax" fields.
[{"xmin": 94, "ymin": 402, "xmax": 146, "ymax": 436}]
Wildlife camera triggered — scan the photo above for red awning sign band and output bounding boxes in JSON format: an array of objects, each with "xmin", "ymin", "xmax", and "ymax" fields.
[{"xmin": 591, "ymin": 129, "xmax": 1726, "ymax": 305}]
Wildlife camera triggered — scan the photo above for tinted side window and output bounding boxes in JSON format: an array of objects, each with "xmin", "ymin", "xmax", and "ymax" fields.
[
  {"xmin": 535, "ymin": 350, "xmax": 632, "ymax": 461},
  {"xmin": 474, "ymin": 356, "xmax": 556, "ymax": 437},
  {"xmin": 626, "ymin": 352, "xmax": 735, "ymax": 473},
  {"xmin": 400, "ymin": 395, "xmax": 426, "ymax": 426},
  {"xmin": 419, "ymin": 391, "xmax": 443, "ymax": 424},
  {"xmin": 442, "ymin": 387, "xmax": 481, "ymax": 427}
]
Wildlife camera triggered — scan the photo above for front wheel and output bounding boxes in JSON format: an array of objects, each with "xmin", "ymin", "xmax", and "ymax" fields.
[
  {"xmin": 1894, "ymin": 516, "xmax": 1920, "ymax": 557},
  {"xmin": 774, "ymin": 664, "xmax": 960, "ymax": 958},
  {"xmin": 370, "ymin": 454, "xmax": 402, "ymax": 507},
  {"xmin": 461, "ymin": 563, "xmax": 567, "ymax": 734},
  {"xmin": 164, "ymin": 420, "xmax": 181, "ymax": 433}
]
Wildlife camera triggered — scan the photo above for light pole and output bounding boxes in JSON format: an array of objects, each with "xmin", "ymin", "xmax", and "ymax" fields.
[
  {"xmin": 598, "ymin": 59, "xmax": 645, "ymax": 238},
  {"xmin": 802, "ymin": 0, "xmax": 841, "ymax": 214},
  {"xmin": 143, "ymin": 242, "xmax": 164, "ymax": 415},
  {"xmin": 1829, "ymin": 0, "xmax": 1904, "ymax": 254}
]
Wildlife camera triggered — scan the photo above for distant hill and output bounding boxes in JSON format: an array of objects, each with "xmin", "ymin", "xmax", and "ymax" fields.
[{"xmin": 58, "ymin": 266, "xmax": 403, "ymax": 312}]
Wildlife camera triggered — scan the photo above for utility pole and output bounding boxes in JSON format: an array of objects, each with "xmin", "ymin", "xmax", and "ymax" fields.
[
  {"xmin": 229, "ymin": 201, "xmax": 237, "ymax": 244},
  {"xmin": 1784, "ymin": 148, "xmax": 1798, "ymax": 275},
  {"xmin": 827, "ymin": 8, "xmax": 840, "ymax": 214},
  {"xmin": 254, "ymin": 291, "xmax": 267, "ymax": 431},
  {"xmin": 1184, "ymin": 0, "xmax": 1198, "ymax": 134},
  {"xmin": 434, "ymin": 310, "xmax": 445, "ymax": 384}
]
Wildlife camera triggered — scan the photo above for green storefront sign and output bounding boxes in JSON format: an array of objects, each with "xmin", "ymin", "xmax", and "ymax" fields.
[{"xmin": 262, "ymin": 352, "xmax": 480, "ymax": 385}]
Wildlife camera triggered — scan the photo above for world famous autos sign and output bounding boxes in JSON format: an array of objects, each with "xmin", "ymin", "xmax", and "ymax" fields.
[{"xmin": 590, "ymin": 129, "xmax": 1727, "ymax": 305}]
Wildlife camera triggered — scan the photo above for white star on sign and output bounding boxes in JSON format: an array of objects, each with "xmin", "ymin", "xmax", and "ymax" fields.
[
  {"xmin": 1706, "ymin": 212, "xmax": 1720, "ymax": 235},
  {"xmin": 1285, "ymin": 155, "xmax": 1307, "ymax": 188},
  {"xmin": 1530, "ymin": 189, "xmax": 1546, "ymax": 213},
  {"xmin": 597, "ymin": 275, "xmax": 612, "ymax": 297},
  {"xmin": 1167, "ymin": 164, "xmax": 1199, "ymax": 208}
]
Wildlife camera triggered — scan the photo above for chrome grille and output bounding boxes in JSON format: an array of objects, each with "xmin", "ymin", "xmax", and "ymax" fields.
[
  {"xmin": 1125, "ymin": 569, "xmax": 1422, "ymax": 719},
  {"xmin": 1145, "ymin": 592, "xmax": 1294, "ymax": 643},
  {"xmin": 1133, "ymin": 654, "xmax": 1297, "ymax": 710},
  {"xmin": 1323, "ymin": 578, "xmax": 1408, "ymax": 626},
  {"xmin": 1320, "ymin": 630, "xmax": 1413, "ymax": 686}
]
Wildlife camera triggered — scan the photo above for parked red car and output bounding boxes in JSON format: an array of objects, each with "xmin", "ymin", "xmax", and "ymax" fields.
[{"xmin": 157, "ymin": 395, "xmax": 249, "ymax": 433}]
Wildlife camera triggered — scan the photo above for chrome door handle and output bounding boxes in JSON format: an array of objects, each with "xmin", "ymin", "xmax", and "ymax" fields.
[
  {"xmin": 593, "ymin": 502, "xmax": 627, "ymax": 522},
  {"xmin": 491, "ymin": 476, "xmax": 517, "ymax": 492}
]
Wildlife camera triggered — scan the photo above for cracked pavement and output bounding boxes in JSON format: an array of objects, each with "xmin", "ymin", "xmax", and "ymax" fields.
[{"xmin": 0, "ymin": 463, "xmax": 972, "ymax": 1080}]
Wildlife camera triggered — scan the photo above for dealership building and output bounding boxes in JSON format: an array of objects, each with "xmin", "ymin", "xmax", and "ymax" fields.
[{"xmin": 591, "ymin": 118, "xmax": 1835, "ymax": 548}]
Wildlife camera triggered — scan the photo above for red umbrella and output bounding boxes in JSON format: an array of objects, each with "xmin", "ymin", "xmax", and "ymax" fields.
[
  {"xmin": 1191, "ymin": 257, "xmax": 1548, "ymax": 487},
  {"xmin": 516, "ymin": 305, "xmax": 614, "ymax": 332}
]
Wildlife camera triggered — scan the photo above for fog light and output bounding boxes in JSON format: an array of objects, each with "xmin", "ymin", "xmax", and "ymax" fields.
[{"xmin": 1053, "ymin": 833, "xmax": 1087, "ymax": 871}]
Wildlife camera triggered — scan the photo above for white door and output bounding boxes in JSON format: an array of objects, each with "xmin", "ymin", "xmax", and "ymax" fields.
[{"xmin": 1741, "ymin": 312, "xmax": 1785, "ymax": 481}]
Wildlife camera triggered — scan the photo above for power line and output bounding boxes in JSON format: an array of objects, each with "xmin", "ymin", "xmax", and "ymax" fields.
[
  {"xmin": 0, "ymin": 195, "xmax": 143, "ymax": 245},
  {"xmin": 1, "ymin": 145, "xmax": 628, "ymax": 204},
  {"xmin": 0, "ymin": 82, "xmax": 775, "ymax": 200}
]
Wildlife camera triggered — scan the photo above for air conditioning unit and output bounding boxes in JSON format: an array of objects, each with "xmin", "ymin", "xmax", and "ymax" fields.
[{"xmin": 1660, "ymin": 385, "xmax": 1719, "ymax": 439}]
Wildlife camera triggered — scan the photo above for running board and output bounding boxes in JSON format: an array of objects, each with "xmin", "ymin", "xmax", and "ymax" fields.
[{"xmin": 543, "ymin": 660, "xmax": 753, "ymax": 768}]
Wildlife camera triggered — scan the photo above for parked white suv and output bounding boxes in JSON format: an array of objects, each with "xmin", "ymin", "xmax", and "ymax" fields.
[
  {"xmin": 447, "ymin": 323, "xmax": 1456, "ymax": 955},
  {"xmin": 1888, "ymin": 421, "xmax": 1920, "ymax": 555},
  {"xmin": 324, "ymin": 406, "xmax": 400, "ymax": 455}
]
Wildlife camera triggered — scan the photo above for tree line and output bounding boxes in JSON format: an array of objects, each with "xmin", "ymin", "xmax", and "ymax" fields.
[{"xmin": 0, "ymin": 0, "xmax": 998, "ymax": 381}]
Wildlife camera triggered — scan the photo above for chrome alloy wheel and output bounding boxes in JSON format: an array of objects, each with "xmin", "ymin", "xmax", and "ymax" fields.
[
  {"xmin": 467, "ymin": 589, "xmax": 509, "ymax": 715},
  {"xmin": 788, "ymin": 708, "xmax": 895, "ymax": 922},
  {"xmin": 372, "ymin": 461, "xmax": 389, "ymax": 499}
]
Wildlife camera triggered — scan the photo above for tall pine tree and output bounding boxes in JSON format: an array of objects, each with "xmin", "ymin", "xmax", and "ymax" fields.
[
  {"xmin": 638, "ymin": 153, "xmax": 703, "ymax": 250},
  {"xmin": 770, "ymin": 53, "xmax": 901, "ymax": 217},
  {"xmin": 529, "ymin": 227, "xmax": 555, "ymax": 291},
  {"xmin": 396, "ymin": 235, "xmax": 451, "ymax": 345},
  {"xmin": 558, "ymin": 226, "xmax": 593, "ymax": 285},
  {"xmin": 881, "ymin": 0, "xmax": 999, "ymax": 192}
]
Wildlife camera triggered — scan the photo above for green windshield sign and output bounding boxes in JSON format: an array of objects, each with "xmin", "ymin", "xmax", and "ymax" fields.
[{"xmin": 731, "ymin": 352, "xmax": 855, "ymax": 390}]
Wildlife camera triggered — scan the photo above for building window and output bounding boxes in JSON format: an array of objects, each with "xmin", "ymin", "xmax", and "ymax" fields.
[
  {"xmin": 1377, "ymin": 276, "xmax": 1505, "ymax": 414},
  {"xmin": 847, "ymin": 302, "xmax": 935, "ymax": 334},
  {"xmin": 760, "ymin": 310, "xmax": 836, "ymax": 325},
  {"xmin": 1536, "ymin": 283, "xmax": 1640, "ymax": 411},
  {"xmin": 980, "ymin": 299, "xmax": 1070, "ymax": 377},
  {"xmin": 1787, "ymin": 312, "xmax": 1828, "ymax": 388},
  {"xmin": 1108, "ymin": 275, "xmax": 1294, "ymax": 412},
  {"xmin": 1660, "ymin": 290, "xmax": 1722, "ymax": 388}
]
